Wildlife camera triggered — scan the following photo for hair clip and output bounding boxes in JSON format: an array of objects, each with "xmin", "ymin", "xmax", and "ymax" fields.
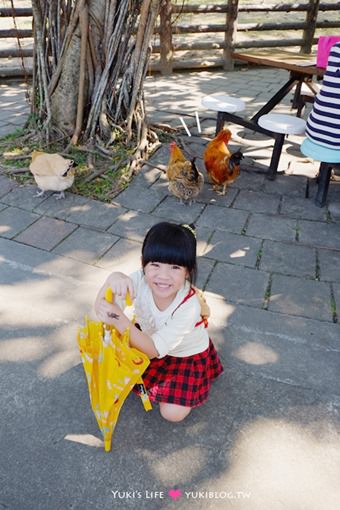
[{"xmin": 182, "ymin": 224, "xmax": 196, "ymax": 238}]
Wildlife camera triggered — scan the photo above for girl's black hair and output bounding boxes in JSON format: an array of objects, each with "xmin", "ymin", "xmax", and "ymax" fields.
[{"xmin": 141, "ymin": 222, "xmax": 197, "ymax": 284}]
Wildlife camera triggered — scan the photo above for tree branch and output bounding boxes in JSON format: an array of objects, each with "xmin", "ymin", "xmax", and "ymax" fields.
[{"xmin": 71, "ymin": 4, "xmax": 88, "ymax": 145}]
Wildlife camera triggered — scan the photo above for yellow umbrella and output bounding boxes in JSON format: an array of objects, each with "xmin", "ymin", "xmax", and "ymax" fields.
[{"xmin": 77, "ymin": 288, "xmax": 152, "ymax": 452}]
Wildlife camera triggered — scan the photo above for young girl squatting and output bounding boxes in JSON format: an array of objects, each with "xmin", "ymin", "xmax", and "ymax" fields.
[{"xmin": 94, "ymin": 222, "xmax": 223, "ymax": 422}]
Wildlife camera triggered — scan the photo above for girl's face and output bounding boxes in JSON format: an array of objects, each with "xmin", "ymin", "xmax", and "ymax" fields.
[{"xmin": 144, "ymin": 261, "xmax": 188, "ymax": 309}]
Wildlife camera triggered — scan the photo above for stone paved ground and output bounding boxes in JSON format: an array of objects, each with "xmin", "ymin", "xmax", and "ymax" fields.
[{"xmin": 0, "ymin": 68, "xmax": 340, "ymax": 510}]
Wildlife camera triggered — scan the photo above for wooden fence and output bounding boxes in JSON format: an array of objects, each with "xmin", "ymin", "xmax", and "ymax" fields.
[
  {"xmin": 0, "ymin": 0, "xmax": 340, "ymax": 77},
  {"xmin": 154, "ymin": 0, "xmax": 340, "ymax": 73}
]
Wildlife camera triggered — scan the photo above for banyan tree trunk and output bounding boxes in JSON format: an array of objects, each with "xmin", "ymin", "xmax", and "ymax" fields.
[{"xmin": 31, "ymin": 0, "xmax": 160, "ymax": 160}]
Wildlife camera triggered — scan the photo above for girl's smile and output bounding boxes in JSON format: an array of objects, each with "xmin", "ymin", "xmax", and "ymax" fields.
[{"xmin": 144, "ymin": 262, "xmax": 188, "ymax": 309}]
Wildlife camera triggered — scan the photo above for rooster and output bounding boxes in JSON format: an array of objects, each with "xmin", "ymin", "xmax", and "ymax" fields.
[
  {"xmin": 166, "ymin": 141, "xmax": 204, "ymax": 204},
  {"xmin": 203, "ymin": 128, "xmax": 243, "ymax": 195},
  {"xmin": 29, "ymin": 151, "xmax": 75, "ymax": 199}
]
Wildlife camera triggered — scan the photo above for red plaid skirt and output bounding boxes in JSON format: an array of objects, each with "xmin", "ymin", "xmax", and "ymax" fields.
[{"xmin": 134, "ymin": 339, "xmax": 223, "ymax": 408}]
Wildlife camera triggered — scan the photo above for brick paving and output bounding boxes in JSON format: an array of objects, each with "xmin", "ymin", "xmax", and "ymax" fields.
[{"xmin": 0, "ymin": 69, "xmax": 340, "ymax": 510}]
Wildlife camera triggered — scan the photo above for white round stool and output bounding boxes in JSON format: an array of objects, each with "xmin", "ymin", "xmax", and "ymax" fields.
[
  {"xmin": 258, "ymin": 113, "xmax": 306, "ymax": 179},
  {"xmin": 202, "ymin": 94, "xmax": 246, "ymax": 135}
]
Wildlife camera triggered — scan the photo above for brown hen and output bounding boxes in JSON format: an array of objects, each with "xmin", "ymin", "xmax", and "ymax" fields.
[
  {"xmin": 203, "ymin": 128, "xmax": 243, "ymax": 195},
  {"xmin": 166, "ymin": 141, "xmax": 204, "ymax": 204}
]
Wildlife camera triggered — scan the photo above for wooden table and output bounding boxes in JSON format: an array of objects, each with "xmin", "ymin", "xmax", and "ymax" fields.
[
  {"xmin": 232, "ymin": 49, "xmax": 323, "ymax": 77},
  {"xmin": 232, "ymin": 49, "xmax": 324, "ymax": 123},
  {"xmin": 225, "ymin": 49, "xmax": 324, "ymax": 131},
  {"xmin": 214, "ymin": 49, "xmax": 325, "ymax": 179}
]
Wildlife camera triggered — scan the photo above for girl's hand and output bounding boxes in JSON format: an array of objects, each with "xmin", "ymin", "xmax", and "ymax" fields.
[
  {"xmin": 94, "ymin": 272, "xmax": 134, "ymax": 319},
  {"xmin": 106, "ymin": 272, "xmax": 135, "ymax": 300},
  {"xmin": 96, "ymin": 301, "xmax": 123, "ymax": 326}
]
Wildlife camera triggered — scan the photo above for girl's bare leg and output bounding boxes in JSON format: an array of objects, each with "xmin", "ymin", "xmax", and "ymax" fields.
[{"xmin": 159, "ymin": 402, "xmax": 192, "ymax": 422}]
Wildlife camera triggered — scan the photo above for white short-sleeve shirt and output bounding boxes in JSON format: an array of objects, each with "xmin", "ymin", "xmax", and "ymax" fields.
[{"xmin": 120, "ymin": 270, "xmax": 209, "ymax": 358}]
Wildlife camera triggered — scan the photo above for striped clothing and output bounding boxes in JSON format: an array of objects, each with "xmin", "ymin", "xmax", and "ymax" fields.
[{"xmin": 305, "ymin": 42, "xmax": 340, "ymax": 148}]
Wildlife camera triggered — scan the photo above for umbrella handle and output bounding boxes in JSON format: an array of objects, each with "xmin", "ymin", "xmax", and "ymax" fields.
[
  {"xmin": 104, "ymin": 440, "xmax": 111, "ymax": 452},
  {"xmin": 103, "ymin": 327, "xmax": 111, "ymax": 346},
  {"xmin": 105, "ymin": 287, "xmax": 132, "ymax": 306}
]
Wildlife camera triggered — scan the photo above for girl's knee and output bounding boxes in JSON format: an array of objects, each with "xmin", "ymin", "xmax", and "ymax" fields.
[{"xmin": 159, "ymin": 403, "xmax": 191, "ymax": 422}]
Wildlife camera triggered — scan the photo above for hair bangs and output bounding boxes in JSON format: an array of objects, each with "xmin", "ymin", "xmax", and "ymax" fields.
[{"xmin": 143, "ymin": 237, "xmax": 192, "ymax": 267}]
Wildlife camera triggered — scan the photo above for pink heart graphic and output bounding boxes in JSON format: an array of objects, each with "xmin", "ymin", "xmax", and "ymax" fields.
[{"xmin": 168, "ymin": 489, "xmax": 182, "ymax": 501}]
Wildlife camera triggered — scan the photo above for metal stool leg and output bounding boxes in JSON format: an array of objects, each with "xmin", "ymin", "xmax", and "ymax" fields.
[
  {"xmin": 266, "ymin": 133, "xmax": 285, "ymax": 180},
  {"xmin": 216, "ymin": 112, "xmax": 226, "ymax": 135},
  {"xmin": 315, "ymin": 162, "xmax": 333, "ymax": 207},
  {"xmin": 292, "ymin": 82, "xmax": 303, "ymax": 117}
]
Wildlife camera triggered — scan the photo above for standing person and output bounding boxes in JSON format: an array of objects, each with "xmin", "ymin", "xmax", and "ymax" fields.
[
  {"xmin": 94, "ymin": 222, "xmax": 223, "ymax": 422},
  {"xmin": 305, "ymin": 41, "xmax": 340, "ymax": 148}
]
